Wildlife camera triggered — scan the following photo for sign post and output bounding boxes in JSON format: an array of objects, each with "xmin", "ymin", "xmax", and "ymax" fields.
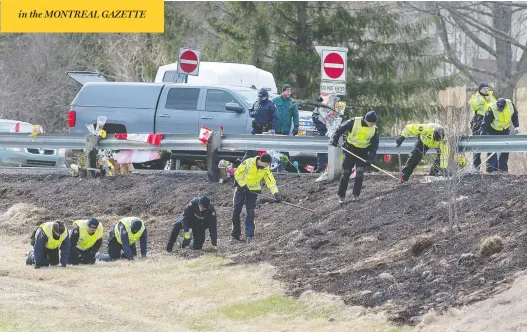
[
  {"xmin": 315, "ymin": 46, "xmax": 348, "ymax": 182},
  {"xmin": 177, "ymin": 48, "xmax": 201, "ymax": 83}
]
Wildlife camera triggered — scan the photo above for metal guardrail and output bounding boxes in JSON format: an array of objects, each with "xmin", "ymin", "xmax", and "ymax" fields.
[{"xmin": 0, "ymin": 133, "xmax": 526, "ymax": 153}]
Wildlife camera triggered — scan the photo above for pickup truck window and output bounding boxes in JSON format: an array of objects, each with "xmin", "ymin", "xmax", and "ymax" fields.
[
  {"xmin": 166, "ymin": 88, "xmax": 200, "ymax": 111},
  {"xmin": 205, "ymin": 89, "xmax": 237, "ymax": 112}
]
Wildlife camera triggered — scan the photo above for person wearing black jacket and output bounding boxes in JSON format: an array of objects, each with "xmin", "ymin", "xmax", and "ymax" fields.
[
  {"xmin": 26, "ymin": 221, "xmax": 70, "ymax": 269},
  {"xmin": 482, "ymin": 97, "xmax": 520, "ymax": 172},
  {"xmin": 166, "ymin": 196, "xmax": 218, "ymax": 251},
  {"xmin": 107, "ymin": 217, "xmax": 147, "ymax": 261},
  {"xmin": 68, "ymin": 218, "xmax": 103, "ymax": 265},
  {"xmin": 330, "ymin": 111, "xmax": 379, "ymax": 203}
]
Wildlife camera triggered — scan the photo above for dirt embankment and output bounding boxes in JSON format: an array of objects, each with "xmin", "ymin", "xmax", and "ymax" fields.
[{"xmin": 1, "ymin": 172, "xmax": 526, "ymax": 325}]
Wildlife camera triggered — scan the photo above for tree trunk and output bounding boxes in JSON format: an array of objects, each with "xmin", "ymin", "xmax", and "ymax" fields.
[
  {"xmin": 493, "ymin": 3, "xmax": 514, "ymax": 98},
  {"xmin": 295, "ymin": 2, "xmax": 310, "ymax": 99}
]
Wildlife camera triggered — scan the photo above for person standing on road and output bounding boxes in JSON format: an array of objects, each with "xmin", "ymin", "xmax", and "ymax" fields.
[
  {"xmin": 469, "ymin": 81, "xmax": 496, "ymax": 171},
  {"xmin": 68, "ymin": 218, "xmax": 103, "ymax": 265},
  {"xmin": 244, "ymin": 88, "xmax": 279, "ymax": 160},
  {"xmin": 107, "ymin": 217, "xmax": 147, "ymax": 261},
  {"xmin": 273, "ymin": 84, "xmax": 299, "ymax": 171},
  {"xmin": 396, "ymin": 123, "xmax": 449, "ymax": 183},
  {"xmin": 482, "ymin": 97, "xmax": 520, "ymax": 172},
  {"xmin": 330, "ymin": 111, "xmax": 379, "ymax": 203},
  {"xmin": 232, "ymin": 153, "xmax": 281, "ymax": 244},
  {"xmin": 166, "ymin": 196, "xmax": 218, "ymax": 251},
  {"xmin": 26, "ymin": 221, "xmax": 70, "ymax": 269}
]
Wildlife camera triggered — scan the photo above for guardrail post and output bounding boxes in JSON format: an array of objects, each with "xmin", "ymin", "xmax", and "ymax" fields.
[
  {"xmin": 85, "ymin": 134, "xmax": 99, "ymax": 178},
  {"xmin": 327, "ymin": 145, "xmax": 343, "ymax": 181},
  {"xmin": 206, "ymin": 132, "xmax": 221, "ymax": 182}
]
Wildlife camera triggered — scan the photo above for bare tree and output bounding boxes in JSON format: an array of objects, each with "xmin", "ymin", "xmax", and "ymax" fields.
[{"xmin": 403, "ymin": 1, "xmax": 527, "ymax": 99}]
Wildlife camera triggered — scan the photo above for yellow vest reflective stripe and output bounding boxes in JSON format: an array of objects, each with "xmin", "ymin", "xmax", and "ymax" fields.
[
  {"xmin": 470, "ymin": 92, "xmax": 495, "ymax": 116},
  {"xmin": 346, "ymin": 117, "xmax": 375, "ymax": 148},
  {"xmin": 114, "ymin": 217, "xmax": 145, "ymax": 245},
  {"xmin": 234, "ymin": 157, "xmax": 278, "ymax": 195},
  {"xmin": 39, "ymin": 222, "xmax": 67, "ymax": 249},
  {"xmin": 490, "ymin": 100, "xmax": 514, "ymax": 131},
  {"xmin": 72, "ymin": 220, "xmax": 103, "ymax": 250}
]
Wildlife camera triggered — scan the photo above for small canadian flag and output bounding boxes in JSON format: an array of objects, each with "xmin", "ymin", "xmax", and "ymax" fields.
[
  {"xmin": 198, "ymin": 125, "xmax": 212, "ymax": 144},
  {"xmin": 10, "ymin": 122, "xmax": 20, "ymax": 133},
  {"xmin": 114, "ymin": 133, "xmax": 164, "ymax": 146}
]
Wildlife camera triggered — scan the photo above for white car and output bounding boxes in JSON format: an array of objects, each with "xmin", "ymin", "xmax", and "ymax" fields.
[{"xmin": 0, "ymin": 119, "xmax": 65, "ymax": 167}]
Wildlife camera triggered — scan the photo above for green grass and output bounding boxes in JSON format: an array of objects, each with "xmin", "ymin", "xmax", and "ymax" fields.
[{"xmin": 220, "ymin": 295, "xmax": 310, "ymax": 321}]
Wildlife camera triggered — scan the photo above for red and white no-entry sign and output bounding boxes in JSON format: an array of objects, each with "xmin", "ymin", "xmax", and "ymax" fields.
[
  {"xmin": 323, "ymin": 52, "xmax": 345, "ymax": 79},
  {"xmin": 320, "ymin": 49, "xmax": 347, "ymax": 82},
  {"xmin": 177, "ymin": 48, "xmax": 200, "ymax": 76}
]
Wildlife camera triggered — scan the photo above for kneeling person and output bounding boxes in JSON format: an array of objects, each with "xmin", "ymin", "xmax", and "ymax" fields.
[
  {"xmin": 27, "ymin": 221, "xmax": 70, "ymax": 269},
  {"xmin": 166, "ymin": 196, "xmax": 217, "ymax": 251},
  {"xmin": 107, "ymin": 217, "xmax": 147, "ymax": 261},
  {"xmin": 69, "ymin": 218, "xmax": 103, "ymax": 265}
]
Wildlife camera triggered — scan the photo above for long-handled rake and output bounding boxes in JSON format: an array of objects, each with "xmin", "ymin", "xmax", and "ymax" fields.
[
  {"xmin": 253, "ymin": 192, "xmax": 321, "ymax": 214},
  {"xmin": 338, "ymin": 145, "xmax": 400, "ymax": 182}
]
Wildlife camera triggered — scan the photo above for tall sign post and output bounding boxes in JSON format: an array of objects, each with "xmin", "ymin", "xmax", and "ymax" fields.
[{"xmin": 315, "ymin": 46, "xmax": 348, "ymax": 181}]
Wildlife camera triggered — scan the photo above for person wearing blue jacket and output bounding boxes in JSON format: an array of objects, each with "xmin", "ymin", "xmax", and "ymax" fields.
[
  {"xmin": 107, "ymin": 217, "xmax": 147, "ymax": 260},
  {"xmin": 244, "ymin": 88, "xmax": 280, "ymax": 159},
  {"xmin": 26, "ymin": 221, "xmax": 70, "ymax": 269},
  {"xmin": 165, "ymin": 196, "xmax": 218, "ymax": 251},
  {"xmin": 250, "ymin": 88, "xmax": 279, "ymax": 134}
]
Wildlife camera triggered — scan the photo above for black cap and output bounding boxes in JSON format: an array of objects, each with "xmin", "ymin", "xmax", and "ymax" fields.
[
  {"xmin": 198, "ymin": 196, "xmax": 211, "ymax": 209},
  {"xmin": 87, "ymin": 218, "xmax": 99, "ymax": 229},
  {"xmin": 260, "ymin": 153, "xmax": 272, "ymax": 163},
  {"xmin": 53, "ymin": 221, "xmax": 66, "ymax": 235},
  {"xmin": 131, "ymin": 219, "xmax": 142, "ymax": 234},
  {"xmin": 282, "ymin": 84, "xmax": 292, "ymax": 92}
]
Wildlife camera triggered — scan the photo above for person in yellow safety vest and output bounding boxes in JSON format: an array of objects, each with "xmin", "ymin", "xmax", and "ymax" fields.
[
  {"xmin": 26, "ymin": 221, "xmax": 70, "ymax": 269},
  {"xmin": 68, "ymin": 218, "xmax": 103, "ymax": 265},
  {"xmin": 482, "ymin": 97, "xmax": 520, "ymax": 172},
  {"xmin": 330, "ymin": 110, "xmax": 379, "ymax": 203},
  {"xmin": 396, "ymin": 123, "xmax": 449, "ymax": 183},
  {"xmin": 469, "ymin": 81, "xmax": 496, "ymax": 170},
  {"xmin": 232, "ymin": 153, "xmax": 280, "ymax": 244},
  {"xmin": 107, "ymin": 217, "xmax": 147, "ymax": 260}
]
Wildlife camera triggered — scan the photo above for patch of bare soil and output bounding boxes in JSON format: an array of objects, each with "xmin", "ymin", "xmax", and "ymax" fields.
[{"xmin": 1, "ymin": 172, "xmax": 526, "ymax": 325}]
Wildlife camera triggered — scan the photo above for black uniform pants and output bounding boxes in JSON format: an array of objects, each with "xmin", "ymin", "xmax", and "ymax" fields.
[
  {"xmin": 69, "ymin": 247, "xmax": 96, "ymax": 265},
  {"xmin": 35, "ymin": 248, "xmax": 60, "ymax": 267},
  {"xmin": 401, "ymin": 138, "xmax": 441, "ymax": 181},
  {"xmin": 338, "ymin": 144, "xmax": 368, "ymax": 197},
  {"xmin": 166, "ymin": 216, "xmax": 207, "ymax": 250},
  {"xmin": 108, "ymin": 236, "xmax": 137, "ymax": 260}
]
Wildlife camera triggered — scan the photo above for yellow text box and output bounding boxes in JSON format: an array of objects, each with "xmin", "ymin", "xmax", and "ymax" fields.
[{"xmin": 1, "ymin": 0, "xmax": 164, "ymax": 33}]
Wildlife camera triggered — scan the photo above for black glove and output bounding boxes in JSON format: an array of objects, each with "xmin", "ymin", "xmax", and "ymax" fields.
[
  {"xmin": 365, "ymin": 152, "xmax": 375, "ymax": 166},
  {"xmin": 329, "ymin": 139, "xmax": 338, "ymax": 147},
  {"xmin": 395, "ymin": 136, "xmax": 405, "ymax": 147},
  {"xmin": 273, "ymin": 192, "xmax": 281, "ymax": 202},
  {"xmin": 292, "ymin": 126, "xmax": 299, "ymax": 136}
]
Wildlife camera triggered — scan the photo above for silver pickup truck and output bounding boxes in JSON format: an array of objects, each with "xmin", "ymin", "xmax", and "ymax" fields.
[{"xmin": 68, "ymin": 81, "xmax": 317, "ymax": 170}]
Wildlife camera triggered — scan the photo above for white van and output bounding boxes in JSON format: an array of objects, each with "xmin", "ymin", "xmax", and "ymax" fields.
[{"xmin": 155, "ymin": 62, "xmax": 278, "ymax": 94}]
